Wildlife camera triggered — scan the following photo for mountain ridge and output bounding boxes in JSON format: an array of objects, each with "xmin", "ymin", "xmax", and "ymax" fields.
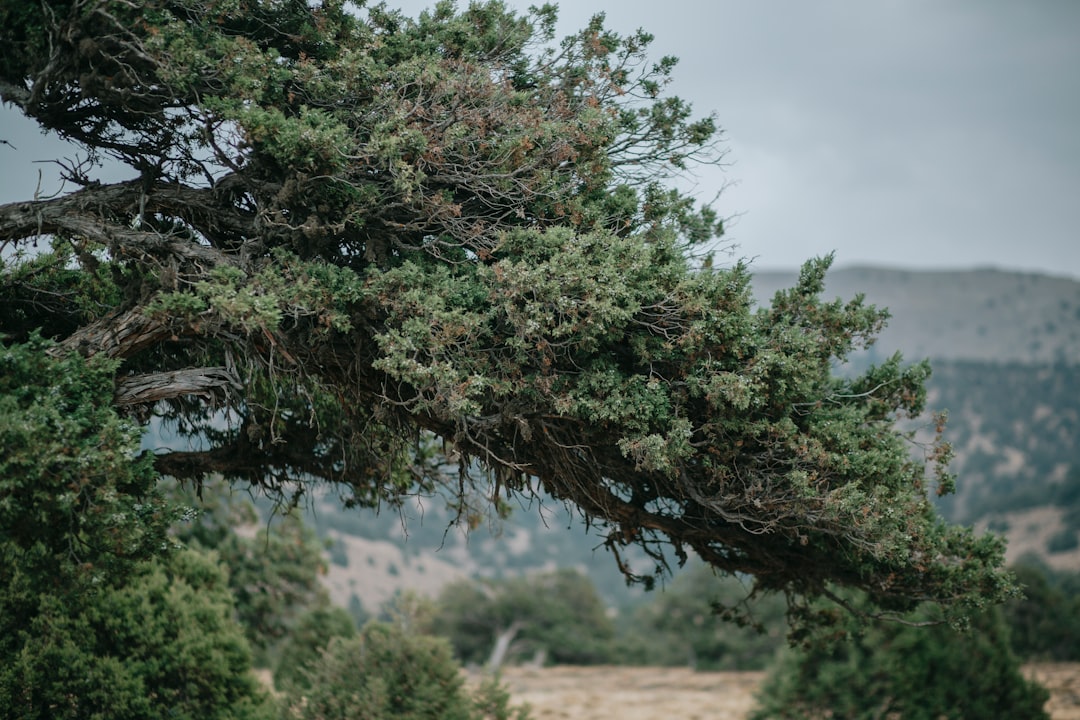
[{"xmin": 749, "ymin": 265, "xmax": 1080, "ymax": 365}]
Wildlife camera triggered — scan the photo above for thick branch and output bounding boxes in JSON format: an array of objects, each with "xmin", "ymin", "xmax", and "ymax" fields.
[
  {"xmin": 0, "ymin": 178, "xmax": 253, "ymax": 261},
  {"xmin": 51, "ymin": 305, "xmax": 172, "ymax": 359},
  {"xmin": 115, "ymin": 366, "xmax": 242, "ymax": 406}
]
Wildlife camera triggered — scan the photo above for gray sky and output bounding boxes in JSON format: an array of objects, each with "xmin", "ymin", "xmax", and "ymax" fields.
[{"xmin": 3, "ymin": 0, "xmax": 1078, "ymax": 278}]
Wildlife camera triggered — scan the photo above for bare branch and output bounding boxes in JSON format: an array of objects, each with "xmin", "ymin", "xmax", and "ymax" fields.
[{"xmin": 115, "ymin": 366, "xmax": 242, "ymax": 406}]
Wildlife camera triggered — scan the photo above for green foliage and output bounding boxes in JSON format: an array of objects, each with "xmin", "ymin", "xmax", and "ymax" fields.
[
  {"xmin": 0, "ymin": 0, "xmax": 1016, "ymax": 630},
  {"xmin": 173, "ymin": 489, "xmax": 331, "ymax": 666},
  {"xmin": 1004, "ymin": 559, "xmax": 1080, "ymax": 661},
  {"xmin": 435, "ymin": 569, "xmax": 616, "ymax": 666},
  {"xmin": 749, "ymin": 600, "xmax": 1049, "ymax": 720},
  {"xmin": 0, "ymin": 340, "xmax": 273, "ymax": 718},
  {"xmin": 619, "ymin": 562, "xmax": 787, "ymax": 670},
  {"xmin": 0, "ymin": 548, "xmax": 275, "ymax": 720},
  {"xmin": 282, "ymin": 620, "xmax": 528, "ymax": 720},
  {"xmin": 0, "ymin": 337, "xmax": 176, "ymax": 582},
  {"xmin": 273, "ymin": 604, "xmax": 357, "ymax": 694}
]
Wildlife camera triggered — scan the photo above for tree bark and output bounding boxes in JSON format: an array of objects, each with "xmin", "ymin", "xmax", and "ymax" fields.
[
  {"xmin": 486, "ymin": 620, "xmax": 525, "ymax": 672},
  {"xmin": 50, "ymin": 305, "xmax": 173, "ymax": 359},
  {"xmin": 114, "ymin": 366, "xmax": 242, "ymax": 406}
]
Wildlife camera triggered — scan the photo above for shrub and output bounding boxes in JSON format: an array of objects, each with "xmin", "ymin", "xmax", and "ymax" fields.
[
  {"xmin": 1005, "ymin": 560, "xmax": 1080, "ymax": 661},
  {"xmin": 750, "ymin": 603, "xmax": 1049, "ymax": 720},
  {"xmin": 273, "ymin": 604, "xmax": 357, "ymax": 694},
  {"xmin": 282, "ymin": 621, "xmax": 528, "ymax": 720},
  {"xmin": 0, "ymin": 549, "xmax": 275, "ymax": 720},
  {"xmin": 435, "ymin": 569, "xmax": 615, "ymax": 667},
  {"xmin": 618, "ymin": 562, "xmax": 787, "ymax": 670}
]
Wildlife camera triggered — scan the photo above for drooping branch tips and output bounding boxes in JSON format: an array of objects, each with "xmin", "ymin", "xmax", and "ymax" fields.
[{"xmin": 0, "ymin": 0, "xmax": 1013, "ymax": 627}]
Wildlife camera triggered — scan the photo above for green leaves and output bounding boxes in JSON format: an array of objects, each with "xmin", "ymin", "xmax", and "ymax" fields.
[
  {"xmin": 0, "ymin": 337, "xmax": 174, "ymax": 580},
  {"xmin": 751, "ymin": 596, "xmax": 1050, "ymax": 720},
  {"xmin": 0, "ymin": 0, "xmax": 1016, "ymax": 629},
  {"xmin": 0, "ymin": 550, "xmax": 275, "ymax": 720}
]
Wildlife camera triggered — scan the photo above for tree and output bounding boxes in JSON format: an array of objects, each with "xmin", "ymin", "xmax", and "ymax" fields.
[
  {"xmin": 0, "ymin": 339, "xmax": 274, "ymax": 719},
  {"xmin": 0, "ymin": 0, "xmax": 1013, "ymax": 626},
  {"xmin": 749, "ymin": 599, "xmax": 1050, "ymax": 720},
  {"xmin": 1, "ymin": 549, "xmax": 277, "ymax": 720},
  {"xmin": 620, "ymin": 561, "xmax": 787, "ymax": 670},
  {"xmin": 205, "ymin": 512, "xmax": 331, "ymax": 664},
  {"xmin": 273, "ymin": 604, "xmax": 357, "ymax": 694},
  {"xmin": 1004, "ymin": 559, "xmax": 1080, "ymax": 662},
  {"xmin": 282, "ymin": 620, "xmax": 529, "ymax": 720},
  {"xmin": 435, "ymin": 569, "xmax": 616, "ymax": 667}
]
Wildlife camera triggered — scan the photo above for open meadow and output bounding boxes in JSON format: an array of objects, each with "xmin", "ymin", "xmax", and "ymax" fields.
[{"xmin": 484, "ymin": 663, "xmax": 1080, "ymax": 720}]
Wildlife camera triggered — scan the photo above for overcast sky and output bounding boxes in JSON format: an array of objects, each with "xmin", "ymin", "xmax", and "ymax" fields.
[{"xmin": 3, "ymin": 0, "xmax": 1078, "ymax": 278}]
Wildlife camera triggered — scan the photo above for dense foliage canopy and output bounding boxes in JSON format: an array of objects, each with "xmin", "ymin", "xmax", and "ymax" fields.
[{"xmin": 0, "ymin": 0, "xmax": 1014, "ymax": 624}]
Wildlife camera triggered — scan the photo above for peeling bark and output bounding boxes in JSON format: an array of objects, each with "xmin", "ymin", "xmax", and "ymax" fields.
[
  {"xmin": 51, "ymin": 305, "xmax": 173, "ymax": 359},
  {"xmin": 115, "ymin": 366, "xmax": 242, "ymax": 406}
]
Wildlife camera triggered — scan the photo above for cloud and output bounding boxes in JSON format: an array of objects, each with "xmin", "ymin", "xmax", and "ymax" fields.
[{"xmin": 2, "ymin": 0, "xmax": 1077, "ymax": 276}]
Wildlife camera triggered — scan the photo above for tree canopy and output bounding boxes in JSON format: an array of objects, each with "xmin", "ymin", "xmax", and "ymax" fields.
[{"xmin": 0, "ymin": 0, "xmax": 1014, "ymax": 625}]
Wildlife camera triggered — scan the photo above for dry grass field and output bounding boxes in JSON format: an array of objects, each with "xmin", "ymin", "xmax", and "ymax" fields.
[{"xmin": 485, "ymin": 663, "xmax": 1080, "ymax": 720}]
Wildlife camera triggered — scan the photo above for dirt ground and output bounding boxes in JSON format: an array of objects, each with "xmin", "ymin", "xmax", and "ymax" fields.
[{"xmin": 489, "ymin": 663, "xmax": 1080, "ymax": 720}]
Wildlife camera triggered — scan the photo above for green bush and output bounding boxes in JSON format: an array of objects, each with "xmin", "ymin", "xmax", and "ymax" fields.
[
  {"xmin": 435, "ymin": 569, "xmax": 615, "ymax": 667},
  {"xmin": 750, "ymin": 602, "xmax": 1049, "ymax": 720},
  {"xmin": 273, "ymin": 604, "xmax": 357, "ymax": 694},
  {"xmin": 618, "ymin": 562, "xmax": 787, "ymax": 670},
  {"xmin": 282, "ymin": 621, "xmax": 528, "ymax": 720},
  {"xmin": 1005, "ymin": 560, "xmax": 1080, "ymax": 661},
  {"xmin": 172, "ymin": 489, "xmax": 331, "ymax": 667},
  {"xmin": 0, "ymin": 549, "xmax": 275, "ymax": 720},
  {"xmin": 0, "ymin": 340, "xmax": 274, "ymax": 719}
]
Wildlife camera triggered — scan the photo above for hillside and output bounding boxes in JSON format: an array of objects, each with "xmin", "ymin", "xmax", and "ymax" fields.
[{"xmin": 750, "ymin": 266, "xmax": 1080, "ymax": 364}]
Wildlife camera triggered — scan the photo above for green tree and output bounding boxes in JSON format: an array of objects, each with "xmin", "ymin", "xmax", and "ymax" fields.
[
  {"xmin": 0, "ymin": 336, "xmax": 175, "ymax": 587},
  {"xmin": 1005, "ymin": 559, "xmax": 1080, "ymax": 661},
  {"xmin": 436, "ymin": 569, "xmax": 616, "ymax": 667},
  {"xmin": 620, "ymin": 561, "xmax": 787, "ymax": 670},
  {"xmin": 212, "ymin": 514, "xmax": 331, "ymax": 665},
  {"xmin": 273, "ymin": 604, "xmax": 357, "ymax": 694},
  {"xmin": 0, "ymin": 0, "xmax": 1013, "ymax": 627},
  {"xmin": 171, "ymin": 483, "xmax": 333, "ymax": 665},
  {"xmin": 0, "ymin": 340, "xmax": 274, "ymax": 719},
  {"xmin": 1, "ymin": 545, "xmax": 275, "ymax": 720},
  {"xmin": 749, "ymin": 600, "xmax": 1049, "ymax": 720},
  {"xmin": 283, "ymin": 620, "xmax": 529, "ymax": 720}
]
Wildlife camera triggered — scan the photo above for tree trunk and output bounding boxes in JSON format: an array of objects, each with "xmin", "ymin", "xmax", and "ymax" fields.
[{"xmin": 486, "ymin": 620, "xmax": 525, "ymax": 672}]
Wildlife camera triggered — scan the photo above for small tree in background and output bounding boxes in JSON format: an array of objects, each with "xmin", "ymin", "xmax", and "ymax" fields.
[
  {"xmin": 1004, "ymin": 558, "xmax": 1080, "ymax": 662},
  {"xmin": 173, "ymin": 485, "xmax": 332, "ymax": 666},
  {"xmin": 273, "ymin": 604, "xmax": 357, "ymax": 694},
  {"xmin": 435, "ymin": 569, "xmax": 616, "ymax": 667},
  {"xmin": 749, "ymin": 599, "xmax": 1049, "ymax": 720},
  {"xmin": 283, "ymin": 620, "xmax": 529, "ymax": 720},
  {"xmin": 620, "ymin": 561, "xmax": 787, "ymax": 670}
]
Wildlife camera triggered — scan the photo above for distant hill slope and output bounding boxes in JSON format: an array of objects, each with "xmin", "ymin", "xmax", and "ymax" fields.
[{"xmin": 750, "ymin": 266, "xmax": 1080, "ymax": 364}]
